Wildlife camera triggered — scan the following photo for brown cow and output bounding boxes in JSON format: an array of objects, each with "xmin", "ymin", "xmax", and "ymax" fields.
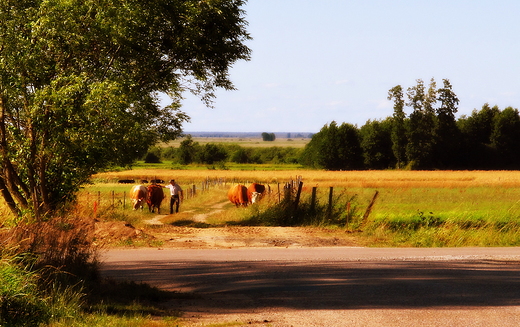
[
  {"xmin": 248, "ymin": 183, "xmax": 267, "ymax": 204},
  {"xmin": 130, "ymin": 185, "xmax": 148, "ymax": 210},
  {"xmin": 147, "ymin": 184, "xmax": 165, "ymax": 214},
  {"xmin": 228, "ymin": 184, "xmax": 250, "ymax": 207}
]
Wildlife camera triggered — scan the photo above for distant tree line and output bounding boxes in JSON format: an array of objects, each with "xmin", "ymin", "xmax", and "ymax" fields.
[
  {"xmin": 301, "ymin": 78, "xmax": 520, "ymax": 170},
  {"xmin": 145, "ymin": 135, "xmax": 302, "ymax": 165}
]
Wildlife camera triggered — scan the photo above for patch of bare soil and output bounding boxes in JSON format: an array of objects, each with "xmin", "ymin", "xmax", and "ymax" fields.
[
  {"xmin": 93, "ymin": 220, "xmax": 152, "ymax": 246},
  {"xmin": 150, "ymin": 225, "xmax": 363, "ymax": 248},
  {"xmin": 93, "ymin": 199, "xmax": 365, "ymax": 248},
  {"xmin": 94, "ymin": 216, "xmax": 362, "ymax": 249},
  {"xmin": 94, "ymin": 220, "xmax": 363, "ymax": 248}
]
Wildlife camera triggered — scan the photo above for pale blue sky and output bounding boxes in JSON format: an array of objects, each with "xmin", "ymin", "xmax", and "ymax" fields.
[{"xmin": 174, "ymin": 0, "xmax": 520, "ymax": 133}]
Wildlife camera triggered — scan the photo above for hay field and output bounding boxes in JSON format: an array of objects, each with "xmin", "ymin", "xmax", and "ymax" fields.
[{"xmin": 93, "ymin": 169, "xmax": 520, "ymax": 188}]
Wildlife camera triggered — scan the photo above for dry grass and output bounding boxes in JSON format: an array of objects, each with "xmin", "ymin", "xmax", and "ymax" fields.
[{"xmin": 93, "ymin": 170, "xmax": 520, "ymax": 188}]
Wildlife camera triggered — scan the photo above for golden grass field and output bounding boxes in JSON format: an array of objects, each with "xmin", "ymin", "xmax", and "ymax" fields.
[{"xmin": 93, "ymin": 169, "xmax": 520, "ymax": 188}]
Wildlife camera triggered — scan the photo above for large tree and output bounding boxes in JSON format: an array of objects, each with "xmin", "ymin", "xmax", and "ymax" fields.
[
  {"xmin": 387, "ymin": 85, "xmax": 407, "ymax": 168},
  {"xmin": 0, "ymin": 0, "xmax": 251, "ymax": 218},
  {"xmin": 405, "ymin": 79, "xmax": 436, "ymax": 169},
  {"xmin": 435, "ymin": 79, "xmax": 461, "ymax": 168}
]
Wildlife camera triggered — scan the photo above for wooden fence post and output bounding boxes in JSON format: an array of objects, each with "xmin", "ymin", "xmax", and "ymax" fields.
[
  {"xmin": 362, "ymin": 190, "xmax": 379, "ymax": 224},
  {"xmin": 346, "ymin": 202, "xmax": 351, "ymax": 227},
  {"xmin": 310, "ymin": 187, "xmax": 317, "ymax": 213},
  {"xmin": 284, "ymin": 183, "xmax": 292, "ymax": 202},
  {"xmin": 327, "ymin": 187, "xmax": 333, "ymax": 219},
  {"xmin": 293, "ymin": 181, "xmax": 303, "ymax": 211}
]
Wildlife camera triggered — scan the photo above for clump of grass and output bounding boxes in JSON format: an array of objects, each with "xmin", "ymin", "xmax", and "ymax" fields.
[
  {"xmin": 0, "ymin": 212, "xmax": 96, "ymax": 326},
  {"xmin": 0, "ymin": 249, "xmax": 85, "ymax": 327},
  {"xmin": 242, "ymin": 189, "xmax": 362, "ymax": 228}
]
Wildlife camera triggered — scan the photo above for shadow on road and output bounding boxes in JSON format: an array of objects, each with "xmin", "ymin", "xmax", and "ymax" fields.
[{"xmin": 101, "ymin": 259, "xmax": 520, "ymax": 310}]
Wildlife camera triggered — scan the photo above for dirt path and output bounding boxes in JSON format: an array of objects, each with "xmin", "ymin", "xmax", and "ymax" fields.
[
  {"xmin": 190, "ymin": 200, "xmax": 227, "ymax": 223},
  {"xmin": 100, "ymin": 247, "xmax": 520, "ymax": 327},
  {"xmin": 142, "ymin": 200, "xmax": 228, "ymax": 225}
]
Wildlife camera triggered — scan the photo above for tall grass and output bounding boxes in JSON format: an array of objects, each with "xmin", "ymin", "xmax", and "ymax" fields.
[{"xmin": 0, "ymin": 249, "xmax": 85, "ymax": 326}]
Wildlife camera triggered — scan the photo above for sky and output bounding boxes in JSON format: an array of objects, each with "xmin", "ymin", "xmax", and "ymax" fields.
[{"xmin": 170, "ymin": 0, "xmax": 520, "ymax": 133}]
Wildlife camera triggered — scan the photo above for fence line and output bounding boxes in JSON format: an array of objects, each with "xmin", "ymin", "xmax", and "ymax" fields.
[{"xmin": 83, "ymin": 177, "xmax": 372, "ymax": 224}]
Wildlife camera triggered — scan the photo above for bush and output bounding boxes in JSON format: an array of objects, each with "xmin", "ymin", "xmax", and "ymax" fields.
[{"xmin": 144, "ymin": 152, "xmax": 161, "ymax": 163}]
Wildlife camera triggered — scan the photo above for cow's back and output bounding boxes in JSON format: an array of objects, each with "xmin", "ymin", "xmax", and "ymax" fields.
[
  {"xmin": 228, "ymin": 184, "xmax": 249, "ymax": 207},
  {"xmin": 131, "ymin": 185, "xmax": 147, "ymax": 199},
  {"xmin": 248, "ymin": 183, "xmax": 267, "ymax": 203},
  {"xmin": 147, "ymin": 184, "xmax": 164, "ymax": 205},
  {"xmin": 248, "ymin": 183, "xmax": 266, "ymax": 194},
  {"xmin": 146, "ymin": 184, "xmax": 164, "ymax": 213},
  {"xmin": 130, "ymin": 185, "xmax": 148, "ymax": 210}
]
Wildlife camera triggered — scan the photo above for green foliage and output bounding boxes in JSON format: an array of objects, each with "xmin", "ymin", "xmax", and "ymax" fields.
[
  {"xmin": 0, "ymin": 0, "xmax": 251, "ymax": 218},
  {"xmin": 177, "ymin": 135, "xmax": 199, "ymax": 165},
  {"xmin": 388, "ymin": 85, "xmax": 407, "ymax": 169},
  {"xmin": 301, "ymin": 121, "xmax": 363, "ymax": 170},
  {"xmin": 359, "ymin": 118, "xmax": 394, "ymax": 169},
  {"xmin": 261, "ymin": 132, "xmax": 276, "ymax": 141},
  {"xmin": 491, "ymin": 107, "xmax": 520, "ymax": 167},
  {"xmin": 197, "ymin": 143, "xmax": 228, "ymax": 164},
  {"xmin": 405, "ymin": 79, "xmax": 437, "ymax": 169},
  {"xmin": 144, "ymin": 152, "xmax": 162, "ymax": 164}
]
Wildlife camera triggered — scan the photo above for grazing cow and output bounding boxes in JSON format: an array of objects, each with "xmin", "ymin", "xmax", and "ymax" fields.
[
  {"xmin": 130, "ymin": 185, "xmax": 148, "ymax": 210},
  {"xmin": 248, "ymin": 183, "xmax": 267, "ymax": 204},
  {"xmin": 228, "ymin": 184, "xmax": 251, "ymax": 207},
  {"xmin": 147, "ymin": 184, "xmax": 165, "ymax": 214}
]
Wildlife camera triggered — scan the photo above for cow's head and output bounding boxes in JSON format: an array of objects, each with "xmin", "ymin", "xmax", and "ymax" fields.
[
  {"xmin": 133, "ymin": 198, "xmax": 145, "ymax": 210},
  {"xmin": 251, "ymin": 192, "xmax": 262, "ymax": 204}
]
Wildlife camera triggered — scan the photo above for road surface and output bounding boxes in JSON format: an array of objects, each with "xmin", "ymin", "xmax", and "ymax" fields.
[{"xmin": 100, "ymin": 247, "xmax": 520, "ymax": 326}]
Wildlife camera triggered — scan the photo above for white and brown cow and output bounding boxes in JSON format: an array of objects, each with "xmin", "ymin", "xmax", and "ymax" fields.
[
  {"xmin": 130, "ymin": 185, "xmax": 148, "ymax": 210},
  {"xmin": 248, "ymin": 183, "xmax": 267, "ymax": 204}
]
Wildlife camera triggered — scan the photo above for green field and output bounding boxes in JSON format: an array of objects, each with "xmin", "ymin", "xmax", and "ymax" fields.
[{"xmin": 165, "ymin": 136, "xmax": 310, "ymax": 148}]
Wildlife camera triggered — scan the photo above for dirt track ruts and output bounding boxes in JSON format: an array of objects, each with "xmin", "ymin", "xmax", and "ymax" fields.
[{"xmin": 100, "ymin": 247, "xmax": 520, "ymax": 327}]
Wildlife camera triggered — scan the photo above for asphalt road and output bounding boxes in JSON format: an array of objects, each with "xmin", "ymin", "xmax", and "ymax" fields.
[{"xmin": 100, "ymin": 247, "xmax": 520, "ymax": 326}]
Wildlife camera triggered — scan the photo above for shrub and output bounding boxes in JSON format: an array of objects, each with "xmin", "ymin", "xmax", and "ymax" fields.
[{"xmin": 144, "ymin": 152, "xmax": 162, "ymax": 163}]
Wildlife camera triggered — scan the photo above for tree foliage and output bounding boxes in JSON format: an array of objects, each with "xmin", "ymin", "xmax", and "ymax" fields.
[
  {"xmin": 301, "ymin": 121, "xmax": 363, "ymax": 170},
  {"xmin": 261, "ymin": 132, "xmax": 276, "ymax": 141},
  {"xmin": 0, "ymin": 0, "xmax": 251, "ymax": 218}
]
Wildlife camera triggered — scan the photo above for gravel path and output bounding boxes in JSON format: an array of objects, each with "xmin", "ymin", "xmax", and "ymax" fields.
[{"xmin": 100, "ymin": 247, "xmax": 520, "ymax": 326}]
